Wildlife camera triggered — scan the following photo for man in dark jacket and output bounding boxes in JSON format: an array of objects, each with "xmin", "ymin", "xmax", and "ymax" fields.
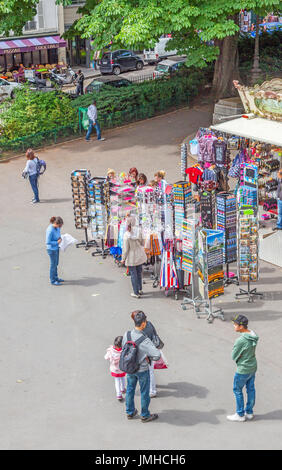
[
  {"xmin": 273, "ymin": 169, "xmax": 282, "ymax": 230},
  {"xmin": 123, "ymin": 311, "xmax": 160, "ymax": 422},
  {"xmin": 76, "ymin": 70, "xmax": 84, "ymax": 96}
]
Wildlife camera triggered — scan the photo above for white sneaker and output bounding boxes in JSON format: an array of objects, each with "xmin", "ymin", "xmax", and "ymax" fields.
[
  {"xmin": 245, "ymin": 413, "xmax": 254, "ymax": 420},
  {"xmin": 131, "ymin": 293, "xmax": 140, "ymax": 299},
  {"xmin": 139, "ymin": 290, "xmax": 144, "ymax": 295},
  {"xmin": 226, "ymin": 413, "xmax": 246, "ymax": 422},
  {"xmin": 150, "ymin": 392, "xmax": 157, "ymax": 398},
  {"xmin": 98, "ymin": 137, "xmax": 105, "ymax": 141}
]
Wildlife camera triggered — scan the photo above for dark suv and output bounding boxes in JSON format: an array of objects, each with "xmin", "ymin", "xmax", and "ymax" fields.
[{"xmin": 99, "ymin": 50, "xmax": 144, "ymax": 75}]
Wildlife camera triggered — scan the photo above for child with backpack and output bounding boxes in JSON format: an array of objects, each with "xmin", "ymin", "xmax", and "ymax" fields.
[{"xmin": 104, "ymin": 336, "xmax": 126, "ymax": 402}]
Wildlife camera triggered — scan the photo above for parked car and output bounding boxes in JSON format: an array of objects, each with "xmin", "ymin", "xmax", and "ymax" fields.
[
  {"xmin": 154, "ymin": 59, "xmax": 187, "ymax": 78},
  {"xmin": 0, "ymin": 78, "xmax": 21, "ymax": 100},
  {"xmin": 99, "ymin": 50, "xmax": 144, "ymax": 75},
  {"xmin": 144, "ymin": 37, "xmax": 178, "ymax": 64},
  {"xmin": 85, "ymin": 77, "xmax": 132, "ymax": 93}
]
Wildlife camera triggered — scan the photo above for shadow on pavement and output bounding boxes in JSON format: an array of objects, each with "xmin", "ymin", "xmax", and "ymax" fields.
[
  {"xmin": 41, "ymin": 198, "xmax": 72, "ymax": 204},
  {"xmin": 157, "ymin": 382, "xmax": 209, "ymax": 399},
  {"xmin": 64, "ymin": 277, "xmax": 115, "ymax": 287},
  {"xmin": 253, "ymin": 410, "xmax": 282, "ymax": 421},
  {"xmin": 158, "ymin": 408, "xmax": 225, "ymax": 426}
]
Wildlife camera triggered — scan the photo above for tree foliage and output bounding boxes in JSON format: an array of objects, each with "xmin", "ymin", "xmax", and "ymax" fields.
[
  {"xmin": 69, "ymin": 0, "xmax": 281, "ymax": 69},
  {"xmin": 0, "ymin": 0, "xmax": 39, "ymax": 36}
]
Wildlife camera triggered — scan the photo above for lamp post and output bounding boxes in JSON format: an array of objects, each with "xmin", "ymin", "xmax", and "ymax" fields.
[{"xmin": 251, "ymin": 15, "xmax": 262, "ymax": 85}]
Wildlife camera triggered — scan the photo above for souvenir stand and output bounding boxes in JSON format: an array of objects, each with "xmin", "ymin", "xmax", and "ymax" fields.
[
  {"xmin": 216, "ymin": 192, "xmax": 239, "ymax": 286},
  {"xmin": 71, "ymin": 169, "xmax": 98, "ymax": 250},
  {"xmin": 197, "ymin": 229, "xmax": 225, "ymax": 323},
  {"xmin": 211, "ymin": 78, "xmax": 282, "ymax": 267}
]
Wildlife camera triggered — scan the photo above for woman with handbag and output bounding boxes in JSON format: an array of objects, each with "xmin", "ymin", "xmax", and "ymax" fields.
[{"xmin": 131, "ymin": 310, "xmax": 165, "ymax": 398}]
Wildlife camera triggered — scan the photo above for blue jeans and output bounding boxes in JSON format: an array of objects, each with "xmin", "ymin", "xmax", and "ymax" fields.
[
  {"xmin": 233, "ymin": 372, "xmax": 256, "ymax": 416},
  {"xmin": 47, "ymin": 249, "xmax": 60, "ymax": 284},
  {"xmin": 277, "ymin": 199, "xmax": 282, "ymax": 228},
  {"xmin": 86, "ymin": 119, "xmax": 101, "ymax": 141},
  {"xmin": 29, "ymin": 174, "xmax": 39, "ymax": 202},
  {"xmin": 126, "ymin": 369, "xmax": 151, "ymax": 418},
  {"xmin": 129, "ymin": 264, "xmax": 143, "ymax": 295}
]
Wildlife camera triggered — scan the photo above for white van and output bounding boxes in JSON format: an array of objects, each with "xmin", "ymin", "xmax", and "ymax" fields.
[{"xmin": 144, "ymin": 37, "xmax": 177, "ymax": 64}]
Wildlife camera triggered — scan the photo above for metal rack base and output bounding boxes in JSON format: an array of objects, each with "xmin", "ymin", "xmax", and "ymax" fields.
[
  {"xmin": 91, "ymin": 239, "xmax": 110, "ymax": 259},
  {"xmin": 235, "ymin": 283, "xmax": 263, "ymax": 303},
  {"xmin": 76, "ymin": 228, "xmax": 99, "ymax": 251}
]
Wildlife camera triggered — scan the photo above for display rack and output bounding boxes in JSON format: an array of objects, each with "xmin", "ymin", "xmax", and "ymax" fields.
[
  {"xmin": 71, "ymin": 169, "xmax": 98, "ymax": 250},
  {"xmin": 236, "ymin": 206, "xmax": 263, "ymax": 302},
  {"xmin": 181, "ymin": 214, "xmax": 208, "ymax": 314},
  {"xmin": 173, "ymin": 181, "xmax": 192, "ymax": 238},
  {"xmin": 200, "ymin": 190, "xmax": 216, "ymax": 229},
  {"xmin": 89, "ymin": 176, "xmax": 110, "ymax": 258},
  {"xmin": 197, "ymin": 229, "xmax": 225, "ymax": 322},
  {"xmin": 216, "ymin": 192, "xmax": 239, "ymax": 286},
  {"xmin": 181, "ymin": 143, "xmax": 188, "ymax": 181}
]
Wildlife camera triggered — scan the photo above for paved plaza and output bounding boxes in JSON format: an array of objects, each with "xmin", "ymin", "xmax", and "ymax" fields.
[{"xmin": 0, "ymin": 106, "xmax": 282, "ymax": 450}]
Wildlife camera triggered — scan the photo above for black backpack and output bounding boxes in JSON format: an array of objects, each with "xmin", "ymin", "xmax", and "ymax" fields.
[{"xmin": 119, "ymin": 331, "xmax": 146, "ymax": 374}]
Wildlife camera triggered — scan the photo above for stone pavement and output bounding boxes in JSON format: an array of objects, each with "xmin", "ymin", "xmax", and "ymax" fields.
[{"xmin": 0, "ymin": 106, "xmax": 282, "ymax": 450}]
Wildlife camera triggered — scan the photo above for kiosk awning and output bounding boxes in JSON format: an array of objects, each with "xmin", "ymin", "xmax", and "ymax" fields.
[
  {"xmin": 211, "ymin": 116, "xmax": 282, "ymax": 147},
  {"xmin": 0, "ymin": 36, "xmax": 67, "ymax": 55}
]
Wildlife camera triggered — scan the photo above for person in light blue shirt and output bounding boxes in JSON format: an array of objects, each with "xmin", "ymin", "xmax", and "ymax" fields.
[
  {"xmin": 46, "ymin": 216, "xmax": 64, "ymax": 286},
  {"xmin": 22, "ymin": 149, "xmax": 40, "ymax": 203}
]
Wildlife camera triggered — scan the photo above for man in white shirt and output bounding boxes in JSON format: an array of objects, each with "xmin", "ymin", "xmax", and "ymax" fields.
[{"xmin": 85, "ymin": 100, "xmax": 105, "ymax": 142}]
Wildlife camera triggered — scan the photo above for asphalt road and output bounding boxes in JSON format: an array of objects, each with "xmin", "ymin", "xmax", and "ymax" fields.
[{"xmin": 0, "ymin": 105, "xmax": 282, "ymax": 450}]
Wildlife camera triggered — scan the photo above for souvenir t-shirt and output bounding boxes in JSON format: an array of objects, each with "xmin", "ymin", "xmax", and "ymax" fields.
[{"xmin": 185, "ymin": 167, "xmax": 203, "ymax": 184}]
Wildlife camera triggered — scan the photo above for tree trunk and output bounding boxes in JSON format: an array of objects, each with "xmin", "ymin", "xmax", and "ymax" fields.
[{"xmin": 212, "ymin": 34, "xmax": 240, "ymax": 100}]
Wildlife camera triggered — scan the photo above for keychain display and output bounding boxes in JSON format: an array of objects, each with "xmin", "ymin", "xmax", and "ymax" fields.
[{"xmin": 200, "ymin": 190, "xmax": 216, "ymax": 229}]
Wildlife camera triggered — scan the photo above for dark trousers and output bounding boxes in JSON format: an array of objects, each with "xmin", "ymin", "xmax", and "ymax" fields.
[
  {"xmin": 129, "ymin": 264, "xmax": 143, "ymax": 295},
  {"xmin": 29, "ymin": 174, "xmax": 39, "ymax": 202},
  {"xmin": 76, "ymin": 83, "xmax": 84, "ymax": 95}
]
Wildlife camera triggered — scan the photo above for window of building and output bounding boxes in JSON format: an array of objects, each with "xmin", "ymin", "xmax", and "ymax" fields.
[
  {"xmin": 38, "ymin": 0, "xmax": 44, "ymax": 29},
  {"xmin": 24, "ymin": 20, "xmax": 37, "ymax": 31}
]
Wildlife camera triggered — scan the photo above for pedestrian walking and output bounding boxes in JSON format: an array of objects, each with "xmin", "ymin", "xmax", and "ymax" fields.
[
  {"xmin": 76, "ymin": 69, "xmax": 84, "ymax": 96},
  {"xmin": 131, "ymin": 310, "xmax": 164, "ymax": 398},
  {"xmin": 85, "ymin": 100, "xmax": 105, "ymax": 142},
  {"xmin": 22, "ymin": 149, "xmax": 40, "ymax": 204},
  {"xmin": 227, "ymin": 315, "xmax": 259, "ymax": 422},
  {"xmin": 121, "ymin": 216, "xmax": 147, "ymax": 298},
  {"xmin": 93, "ymin": 50, "xmax": 100, "ymax": 70},
  {"xmin": 273, "ymin": 169, "xmax": 282, "ymax": 231},
  {"xmin": 121, "ymin": 310, "xmax": 160, "ymax": 422},
  {"xmin": 46, "ymin": 216, "xmax": 64, "ymax": 286},
  {"xmin": 104, "ymin": 336, "xmax": 126, "ymax": 402}
]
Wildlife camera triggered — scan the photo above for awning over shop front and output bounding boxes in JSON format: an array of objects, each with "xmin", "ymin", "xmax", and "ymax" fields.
[
  {"xmin": 0, "ymin": 36, "xmax": 67, "ymax": 55},
  {"xmin": 211, "ymin": 116, "xmax": 282, "ymax": 147}
]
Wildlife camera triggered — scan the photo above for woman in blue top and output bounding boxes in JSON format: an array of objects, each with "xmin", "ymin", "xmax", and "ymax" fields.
[{"xmin": 46, "ymin": 216, "xmax": 64, "ymax": 286}]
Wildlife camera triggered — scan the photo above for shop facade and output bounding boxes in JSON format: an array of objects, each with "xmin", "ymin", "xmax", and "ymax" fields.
[{"xmin": 0, "ymin": 36, "xmax": 67, "ymax": 71}]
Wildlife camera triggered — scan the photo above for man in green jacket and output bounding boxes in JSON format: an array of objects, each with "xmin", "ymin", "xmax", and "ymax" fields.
[{"xmin": 227, "ymin": 315, "xmax": 259, "ymax": 422}]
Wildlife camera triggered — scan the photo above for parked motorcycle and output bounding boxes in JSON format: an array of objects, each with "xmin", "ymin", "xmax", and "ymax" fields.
[
  {"xmin": 50, "ymin": 66, "xmax": 77, "ymax": 86},
  {"xmin": 26, "ymin": 76, "xmax": 55, "ymax": 92}
]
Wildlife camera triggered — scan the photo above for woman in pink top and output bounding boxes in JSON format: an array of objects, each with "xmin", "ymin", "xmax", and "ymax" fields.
[{"xmin": 104, "ymin": 336, "xmax": 126, "ymax": 401}]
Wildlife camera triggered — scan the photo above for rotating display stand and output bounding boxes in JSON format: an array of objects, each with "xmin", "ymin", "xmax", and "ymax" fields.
[
  {"xmin": 236, "ymin": 206, "xmax": 263, "ymax": 302},
  {"xmin": 197, "ymin": 229, "xmax": 225, "ymax": 323},
  {"xmin": 71, "ymin": 169, "xmax": 98, "ymax": 250},
  {"xmin": 216, "ymin": 192, "xmax": 239, "ymax": 287},
  {"xmin": 181, "ymin": 213, "xmax": 207, "ymax": 314}
]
